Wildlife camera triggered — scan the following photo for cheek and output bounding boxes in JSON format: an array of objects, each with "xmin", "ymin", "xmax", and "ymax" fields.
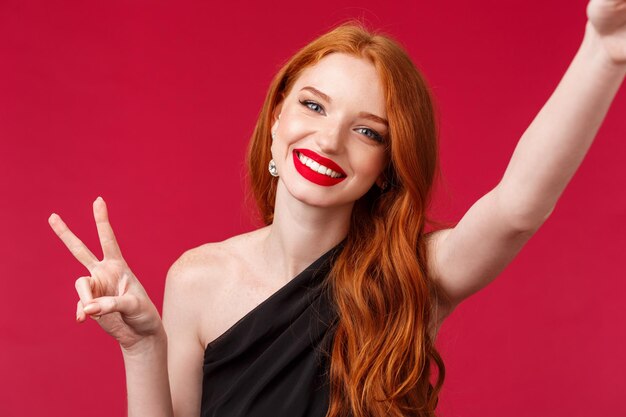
[
  {"xmin": 280, "ymin": 117, "xmax": 308, "ymax": 141},
  {"xmin": 276, "ymin": 130, "xmax": 313, "ymax": 162},
  {"xmin": 356, "ymin": 151, "xmax": 387, "ymax": 177}
]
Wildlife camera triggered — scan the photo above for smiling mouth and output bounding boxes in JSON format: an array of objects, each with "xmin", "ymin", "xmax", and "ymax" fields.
[{"xmin": 295, "ymin": 151, "xmax": 346, "ymax": 178}]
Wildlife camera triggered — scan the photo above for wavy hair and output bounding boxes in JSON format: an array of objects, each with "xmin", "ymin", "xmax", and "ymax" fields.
[{"xmin": 245, "ymin": 20, "xmax": 454, "ymax": 417}]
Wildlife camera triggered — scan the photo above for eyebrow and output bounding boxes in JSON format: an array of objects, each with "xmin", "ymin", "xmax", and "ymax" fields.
[{"xmin": 300, "ymin": 86, "xmax": 389, "ymax": 127}]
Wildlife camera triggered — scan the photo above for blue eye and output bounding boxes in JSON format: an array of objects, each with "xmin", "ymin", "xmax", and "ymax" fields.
[
  {"xmin": 300, "ymin": 100, "xmax": 325, "ymax": 114},
  {"xmin": 356, "ymin": 127, "xmax": 385, "ymax": 143}
]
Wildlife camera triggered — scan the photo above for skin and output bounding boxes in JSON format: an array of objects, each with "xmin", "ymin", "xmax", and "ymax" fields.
[
  {"xmin": 48, "ymin": 1, "xmax": 626, "ymax": 416},
  {"xmin": 270, "ymin": 52, "xmax": 390, "ymax": 211}
]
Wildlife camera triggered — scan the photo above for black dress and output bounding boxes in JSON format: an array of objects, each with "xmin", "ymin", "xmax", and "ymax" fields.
[{"xmin": 201, "ymin": 241, "xmax": 345, "ymax": 417}]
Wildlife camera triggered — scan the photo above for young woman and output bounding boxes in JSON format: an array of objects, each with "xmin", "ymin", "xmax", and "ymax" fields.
[{"xmin": 48, "ymin": 1, "xmax": 625, "ymax": 416}]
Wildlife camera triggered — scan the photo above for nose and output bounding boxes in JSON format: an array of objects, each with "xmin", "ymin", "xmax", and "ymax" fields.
[{"xmin": 315, "ymin": 124, "xmax": 345, "ymax": 155}]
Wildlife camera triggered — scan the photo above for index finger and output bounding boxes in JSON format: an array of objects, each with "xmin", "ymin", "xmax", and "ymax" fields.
[{"xmin": 48, "ymin": 213, "xmax": 99, "ymax": 271}]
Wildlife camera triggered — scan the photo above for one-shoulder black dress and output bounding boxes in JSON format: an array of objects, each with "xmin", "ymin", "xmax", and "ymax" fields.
[{"xmin": 201, "ymin": 241, "xmax": 345, "ymax": 417}]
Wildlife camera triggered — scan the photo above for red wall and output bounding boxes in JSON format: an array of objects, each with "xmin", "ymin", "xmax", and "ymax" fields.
[{"xmin": 1, "ymin": 0, "xmax": 624, "ymax": 416}]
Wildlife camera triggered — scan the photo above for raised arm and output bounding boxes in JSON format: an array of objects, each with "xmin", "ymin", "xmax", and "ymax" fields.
[
  {"xmin": 498, "ymin": 16, "xmax": 625, "ymax": 227},
  {"xmin": 427, "ymin": 1, "xmax": 626, "ymax": 312}
]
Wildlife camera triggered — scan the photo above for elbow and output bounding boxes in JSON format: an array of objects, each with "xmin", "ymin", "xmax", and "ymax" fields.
[
  {"xmin": 496, "ymin": 184, "xmax": 555, "ymax": 232},
  {"xmin": 506, "ymin": 201, "xmax": 554, "ymax": 232}
]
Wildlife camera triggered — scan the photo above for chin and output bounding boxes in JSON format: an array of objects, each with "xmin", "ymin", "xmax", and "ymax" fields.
[
  {"xmin": 280, "ymin": 178, "xmax": 369, "ymax": 209},
  {"xmin": 299, "ymin": 193, "xmax": 361, "ymax": 212},
  {"xmin": 293, "ymin": 192, "xmax": 337, "ymax": 208}
]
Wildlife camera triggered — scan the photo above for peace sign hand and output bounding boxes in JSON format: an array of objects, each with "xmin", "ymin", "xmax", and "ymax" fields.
[{"xmin": 49, "ymin": 197, "xmax": 164, "ymax": 352}]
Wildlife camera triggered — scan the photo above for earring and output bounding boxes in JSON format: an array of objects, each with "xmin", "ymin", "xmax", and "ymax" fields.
[
  {"xmin": 271, "ymin": 131, "xmax": 276, "ymax": 140},
  {"xmin": 379, "ymin": 180, "xmax": 389, "ymax": 191},
  {"xmin": 268, "ymin": 159, "xmax": 279, "ymax": 177}
]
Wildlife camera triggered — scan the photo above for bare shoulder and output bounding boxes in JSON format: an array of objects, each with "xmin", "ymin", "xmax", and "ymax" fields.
[
  {"xmin": 164, "ymin": 242, "xmax": 230, "ymax": 318},
  {"xmin": 165, "ymin": 229, "xmax": 261, "ymax": 310},
  {"xmin": 162, "ymin": 240, "xmax": 232, "ymax": 348},
  {"xmin": 167, "ymin": 227, "xmax": 267, "ymax": 282},
  {"xmin": 168, "ymin": 240, "xmax": 232, "ymax": 282},
  {"xmin": 164, "ymin": 227, "xmax": 270, "ymax": 349}
]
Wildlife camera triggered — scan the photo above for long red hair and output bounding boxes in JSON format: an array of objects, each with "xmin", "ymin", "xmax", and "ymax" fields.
[{"xmin": 246, "ymin": 20, "xmax": 453, "ymax": 417}]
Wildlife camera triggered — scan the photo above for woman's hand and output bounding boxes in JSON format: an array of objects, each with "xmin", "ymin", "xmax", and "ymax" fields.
[
  {"xmin": 587, "ymin": 0, "xmax": 626, "ymax": 65},
  {"xmin": 49, "ymin": 197, "xmax": 164, "ymax": 353}
]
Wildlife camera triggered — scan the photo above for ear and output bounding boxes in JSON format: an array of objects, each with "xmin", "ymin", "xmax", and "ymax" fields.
[
  {"xmin": 375, "ymin": 166, "xmax": 391, "ymax": 190},
  {"xmin": 271, "ymin": 99, "xmax": 284, "ymax": 129},
  {"xmin": 375, "ymin": 162, "xmax": 390, "ymax": 187}
]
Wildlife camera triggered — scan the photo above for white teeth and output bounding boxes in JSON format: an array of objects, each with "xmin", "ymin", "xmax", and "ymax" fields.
[{"xmin": 297, "ymin": 152, "xmax": 342, "ymax": 178}]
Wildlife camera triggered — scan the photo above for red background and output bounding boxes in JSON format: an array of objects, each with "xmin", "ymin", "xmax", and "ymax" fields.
[{"xmin": 1, "ymin": 0, "xmax": 625, "ymax": 416}]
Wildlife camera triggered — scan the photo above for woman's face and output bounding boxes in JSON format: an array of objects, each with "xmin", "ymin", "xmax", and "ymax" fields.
[{"xmin": 270, "ymin": 52, "xmax": 389, "ymax": 210}]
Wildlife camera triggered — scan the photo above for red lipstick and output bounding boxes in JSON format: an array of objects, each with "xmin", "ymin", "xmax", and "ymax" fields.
[{"xmin": 293, "ymin": 148, "xmax": 346, "ymax": 187}]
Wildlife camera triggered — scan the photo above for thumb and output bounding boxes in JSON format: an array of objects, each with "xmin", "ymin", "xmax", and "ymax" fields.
[{"xmin": 83, "ymin": 294, "xmax": 140, "ymax": 317}]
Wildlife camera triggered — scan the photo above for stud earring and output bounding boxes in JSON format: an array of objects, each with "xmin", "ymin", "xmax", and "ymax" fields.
[
  {"xmin": 379, "ymin": 180, "xmax": 389, "ymax": 191},
  {"xmin": 268, "ymin": 159, "xmax": 279, "ymax": 177}
]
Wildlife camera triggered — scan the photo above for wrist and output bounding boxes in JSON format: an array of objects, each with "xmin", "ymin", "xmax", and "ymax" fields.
[
  {"xmin": 583, "ymin": 21, "xmax": 626, "ymax": 74},
  {"xmin": 121, "ymin": 327, "xmax": 168, "ymax": 359}
]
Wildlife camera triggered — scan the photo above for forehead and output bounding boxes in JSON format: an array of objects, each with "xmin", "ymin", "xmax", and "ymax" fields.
[{"xmin": 290, "ymin": 52, "xmax": 386, "ymax": 117}]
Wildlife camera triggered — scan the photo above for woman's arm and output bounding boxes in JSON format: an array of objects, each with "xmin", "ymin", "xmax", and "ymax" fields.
[
  {"xmin": 121, "ymin": 331, "xmax": 174, "ymax": 417},
  {"xmin": 161, "ymin": 251, "xmax": 208, "ymax": 417},
  {"xmin": 498, "ymin": 21, "xmax": 625, "ymax": 228},
  {"xmin": 426, "ymin": 3, "xmax": 625, "ymax": 309},
  {"xmin": 120, "ymin": 249, "xmax": 207, "ymax": 417}
]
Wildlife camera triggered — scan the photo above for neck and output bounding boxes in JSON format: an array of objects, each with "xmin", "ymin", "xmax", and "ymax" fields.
[{"xmin": 262, "ymin": 181, "xmax": 351, "ymax": 283}]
